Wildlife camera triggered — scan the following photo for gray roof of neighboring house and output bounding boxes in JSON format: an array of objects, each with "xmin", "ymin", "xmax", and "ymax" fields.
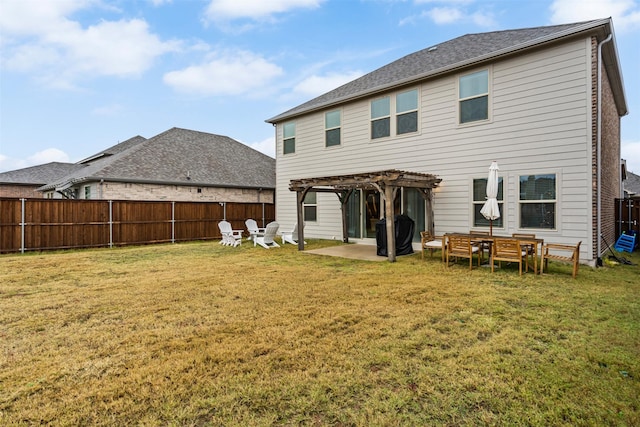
[
  {"xmin": 0, "ymin": 162, "xmax": 84, "ymax": 185},
  {"xmin": 267, "ymin": 18, "xmax": 626, "ymax": 123},
  {"xmin": 77, "ymin": 135, "xmax": 148, "ymax": 163},
  {"xmin": 624, "ymin": 171, "xmax": 640, "ymax": 196},
  {"xmin": 39, "ymin": 128, "xmax": 275, "ymax": 191}
]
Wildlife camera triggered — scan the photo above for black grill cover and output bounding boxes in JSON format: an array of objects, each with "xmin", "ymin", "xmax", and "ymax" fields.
[{"xmin": 376, "ymin": 215, "xmax": 415, "ymax": 256}]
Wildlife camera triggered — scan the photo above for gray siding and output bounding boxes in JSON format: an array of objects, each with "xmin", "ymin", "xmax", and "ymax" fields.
[{"xmin": 276, "ymin": 37, "xmax": 594, "ymax": 259}]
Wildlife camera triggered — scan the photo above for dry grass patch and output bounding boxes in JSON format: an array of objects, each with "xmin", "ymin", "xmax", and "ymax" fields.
[{"xmin": 1, "ymin": 240, "xmax": 639, "ymax": 425}]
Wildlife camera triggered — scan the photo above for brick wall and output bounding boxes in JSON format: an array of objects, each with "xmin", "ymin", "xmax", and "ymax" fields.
[
  {"xmin": 0, "ymin": 185, "xmax": 45, "ymax": 198},
  {"xmin": 600, "ymin": 61, "xmax": 622, "ymax": 250},
  {"xmin": 79, "ymin": 181, "xmax": 275, "ymax": 204},
  {"xmin": 591, "ymin": 36, "xmax": 622, "ymax": 258}
]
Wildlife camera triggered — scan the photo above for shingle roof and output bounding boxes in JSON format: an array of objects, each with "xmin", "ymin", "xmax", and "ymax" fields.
[
  {"xmin": 624, "ymin": 172, "xmax": 640, "ymax": 196},
  {"xmin": 77, "ymin": 135, "xmax": 147, "ymax": 163},
  {"xmin": 267, "ymin": 18, "xmax": 623, "ymax": 123},
  {"xmin": 0, "ymin": 162, "xmax": 84, "ymax": 185},
  {"xmin": 39, "ymin": 128, "xmax": 275, "ymax": 191}
]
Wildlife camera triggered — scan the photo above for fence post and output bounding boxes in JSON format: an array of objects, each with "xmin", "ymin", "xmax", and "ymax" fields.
[
  {"xmin": 109, "ymin": 200, "xmax": 113, "ymax": 248},
  {"xmin": 171, "ymin": 201, "xmax": 175, "ymax": 243},
  {"xmin": 20, "ymin": 198, "xmax": 26, "ymax": 254},
  {"xmin": 262, "ymin": 202, "xmax": 266, "ymax": 227}
]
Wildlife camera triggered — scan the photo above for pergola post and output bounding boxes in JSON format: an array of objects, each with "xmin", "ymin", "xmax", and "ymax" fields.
[
  {"xmin": 338, "ymin": 189, "xmax": 354, "ymax": 243},
  {"xmin": 296, "ymin": 188, "xmax": 308, "ymax": 251},
  {"xmin": 384, "ymin": 184, "xmax": 396, "ymax": 262}
]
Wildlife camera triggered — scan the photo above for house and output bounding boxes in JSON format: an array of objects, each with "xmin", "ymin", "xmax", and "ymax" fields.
[
  {"xmin": 623, "ymin": 171, "xmax": 640, "ymax": 199},
  {"xmin": 0, "ymin": 162, "xmax": 84, "ymax": 198},
  {"xmin": 37, "ymin": 127, "xmax": 275, "ymax": 203},
  {"xmin": 266, "ymin": 18, "xmax": 627, "ymax": 265}
]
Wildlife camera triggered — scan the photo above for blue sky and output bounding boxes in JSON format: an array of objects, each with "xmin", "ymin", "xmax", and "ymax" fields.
[{"xmin": 1, "ymin": 0, "xmax": 639, "ymax": 173}]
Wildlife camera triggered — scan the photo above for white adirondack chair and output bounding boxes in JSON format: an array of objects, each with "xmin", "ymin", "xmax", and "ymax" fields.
[
  {"xmin": 218, "ymin": 220, "xmax": 242, "ymax": 247},
  {"xmin": 254, "ymin": 222, "xmax": 280, "ymax": 249},
  {"xmin": 281, "ymin": 222, "xmax": 306, "ymax": 245},
  {"xmin": 245, "ymin": 218, "xmax": 266, "ymax": 241}
]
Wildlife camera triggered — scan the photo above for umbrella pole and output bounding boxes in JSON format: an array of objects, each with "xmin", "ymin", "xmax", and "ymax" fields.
[{"xmin": 489, "ymin": 220, "xmax": 493, "ymax": 236}]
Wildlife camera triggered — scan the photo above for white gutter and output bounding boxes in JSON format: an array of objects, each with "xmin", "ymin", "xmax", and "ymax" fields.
[{"xmin": 597, "ymin": 33, "xmax": 613, "ymax": 265}]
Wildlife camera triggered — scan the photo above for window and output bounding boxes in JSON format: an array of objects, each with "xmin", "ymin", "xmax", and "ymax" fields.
[
  {"xmin": 459, "ymin": 70, "xmax": 489, "ymax": 124},
  {"xmin": 303, "ymin": 192, "xmax": 317, "ymax": 222},
  {"xmin": 371, "ymin": 89, "xmax": 419, "ymax": 139},
  {"xmin": 283, "ymin": 122, "xmax": 295, "ymax": 154},
  {"xmin": 473, "ymin": 177, "xmax": 503, "ymax": 227},
  {"xmin": 371, "ymin": 97, "xmax": 390, "ymax": 139},
  {"xmin": 325, "ymin": 110, "xmax": 341, "ymax": 147},
  {"xmin": 396, "ymin": 89, "xmax": 418, "ymax": 134},
  {"xmin": 519, "ymin": 174, "xmax": 556, "ymax": 229},
  {"xmin": 84, "ymin": 185, "xmax": 91, "ymax": 199}
]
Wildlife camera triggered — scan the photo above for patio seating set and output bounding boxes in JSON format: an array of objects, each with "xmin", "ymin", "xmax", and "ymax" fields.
[
  {"xmin": 218, "ymin": 219, "xmax": 305, "ymax": 249},
  {"xmin": 420, "ymin": 231, "xmax": 581, "ymax": 278}
]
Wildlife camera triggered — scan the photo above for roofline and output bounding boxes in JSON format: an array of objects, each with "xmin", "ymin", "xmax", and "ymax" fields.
[
  {"xmin": 38, "ymin": 177, "xmax": 275, "ymax": 192},
  {"xmin": 77, "ymin": 152, "xmax": 112, "ymax": 164},
  {"xmin": 0, "ymin": 181, "xmax": 45, "ymax": 186},
  {"xmin": 266, "ymin": 18, "xmax": 627, "ymax": 123}
]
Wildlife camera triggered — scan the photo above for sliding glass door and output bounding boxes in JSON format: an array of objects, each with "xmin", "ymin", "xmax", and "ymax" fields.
[{"xmin": 346, "ymin": 188, "xmax": 425, "ymax": 241}]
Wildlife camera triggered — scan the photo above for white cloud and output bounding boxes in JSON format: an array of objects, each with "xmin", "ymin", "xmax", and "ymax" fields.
[
  {"xmin": 0, "ymin": 148, "xmax": 73, "ymax": 172},
  {"xmin": 0, "ymin": 0, "xmax": 87, "ymax": 35},
  {"xmin": 28, "ymin": 148, "xmax": 71, "ymax": 165},
  {"xmin": 403, "ymin": 2, "xmax": 496, "ymax": 27},
  {"xmin": 0, "ymin": 0, "xmax": 179, "ymax": 87},
  {"xmin": 292, "ymin": 71, "xmax": 364, "ymax": 97},
  {"xmin": 622, "ymin": 140, "xmax": 640, "ymax": 174},
  {"xmin": 550, "ymin": 0, "xmax": 640, "ymax": 30},
  {"xmin": 163, "ymin": 50, "xmax": 283, "ymax": 96},
  {"xmin": 472, "ymin": 11, "xmax": 497, "ymax": 27},
  {"xmin": 427, "ymin": 7, "xmax": 463, "ymax": 24},
  {"xmin": 247, "ymin": 136, "xmax": 276, "ymax": 158},
  {"xmin": 204, "ymin": 0, "xmax": 322, "ymax": 22}
]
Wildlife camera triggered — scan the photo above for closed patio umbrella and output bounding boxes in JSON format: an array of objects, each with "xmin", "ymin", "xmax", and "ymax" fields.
[{"xmin": 480, "ymin": 161, "xmax": 500, "ymax": 236}]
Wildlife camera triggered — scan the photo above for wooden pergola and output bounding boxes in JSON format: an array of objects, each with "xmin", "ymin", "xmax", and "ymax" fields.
[{"xmin": 289, "ymin": 169, "xmax": 442, "ymax": 262}]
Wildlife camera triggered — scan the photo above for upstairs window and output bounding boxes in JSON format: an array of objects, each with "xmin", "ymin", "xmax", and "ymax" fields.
[
  {"xmin": 396, "ymin": 89, "xmax": 418, "ymax": 135},
  {"xmin": 459, "ymin": 70, "xmax": 489, "ymax": 124},
  {"xmin": 371, "ymin": 97, "xmax": 390, "ymax": 139},
  {"xmin": 325, "ymin": 110, "xmax": 341, "ymax": 147},
  {"xmin": 519, "ymin": 174, "xmax": 556, "ymax": 229},
  {"xmin": 84, "ymin": 185, "xmax": 91, "ymax": 199},
  {"xmin": 283, "ymin": 122, "xmax": 296, "ymax": 154}
]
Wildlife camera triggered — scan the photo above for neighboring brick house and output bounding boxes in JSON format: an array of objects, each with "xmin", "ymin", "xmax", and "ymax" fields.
[
  {"xmin": 37, "ymin": 128, "xmax": 275, "ymax": 203},
  {"xmin": 624, "ymin": 171, "xmax": 640, "ymax": 198},
  {"xmin": 267, "ymin": 18, "xmax": 627, "ymax": 265},
  {"xmin": 0, "ymin": 162, "xmax": 84, "ymax": 198}
]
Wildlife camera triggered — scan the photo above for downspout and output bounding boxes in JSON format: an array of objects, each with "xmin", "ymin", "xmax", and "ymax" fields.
[{"xmin": 596, "ymin": 33, "xmax": 613, "ymax": 266}]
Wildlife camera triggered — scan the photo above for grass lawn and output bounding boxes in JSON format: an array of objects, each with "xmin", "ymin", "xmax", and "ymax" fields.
[{"xmin": 1, "ymin": 239, "xmax": 639, "ymax": 426}]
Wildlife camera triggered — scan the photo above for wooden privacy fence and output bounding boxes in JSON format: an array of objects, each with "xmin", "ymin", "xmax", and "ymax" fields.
[
  {"xmin": 0, "ymin": 198, "xmax": 275, "ymax": 253},
  {"xmin": 615, "ymin": 198, "xmax": 639, "ymax": 239}
]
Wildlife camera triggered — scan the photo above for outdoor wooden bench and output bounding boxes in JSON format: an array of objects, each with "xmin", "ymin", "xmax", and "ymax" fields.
[{"xmin": 541, "ymin": 241, "xmax": 581, "ymax": 278}]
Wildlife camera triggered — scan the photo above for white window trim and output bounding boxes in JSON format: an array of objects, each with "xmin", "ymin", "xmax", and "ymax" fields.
[
  {"xmin": 517, "ymin": 170, "xmax": 560, "ymax": 232},
  {"xmin": 370, "ymin": 87, "xmax": 421, "ymax": 141},
  {"xmin": 282, "ymin": 122, "xmax": 296, "ymax": 155},
  {"xmin": 470, "ymin": 175, "xmax": 505, "ymax": 231},
  {"xmin": 395, "ymin": 88, "xmax": 419, "ymax": 136},
  {"xmin": 456, "ymin": 67, "xmax": 492, "ymax": 127},
  {"xmin": 324, "ymin": 109, "xmax": 342, "ymax": 149},
  {"xmin": 303, "ymin": 192, "xmax": 318, "ymax": 222}
]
